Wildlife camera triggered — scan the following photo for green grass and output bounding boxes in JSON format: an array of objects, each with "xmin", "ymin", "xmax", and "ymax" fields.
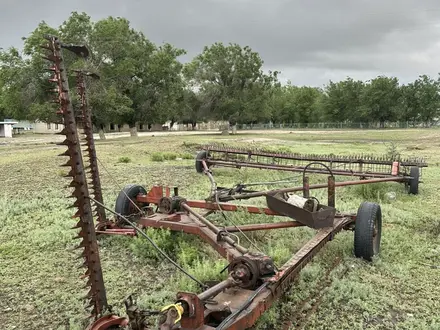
[
  {"xmin": 118, "ymin": 156, "xmax": 131, "ymax": 163},
  {"xmin": 150, "ymin": 151, "xmax": 193, "ymax": 162},
  {"xmin": 0, "ymin": 128, "xmax": 439, "ymax": 330}
]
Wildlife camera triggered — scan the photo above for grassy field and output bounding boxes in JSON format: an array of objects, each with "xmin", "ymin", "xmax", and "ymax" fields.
[{"xmin": 1, "ymin": 128, "xmax": 439, "ymax": 330}]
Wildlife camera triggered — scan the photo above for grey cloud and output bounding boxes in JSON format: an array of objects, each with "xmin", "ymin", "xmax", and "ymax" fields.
[{"xmin": 1, "ymin": 0, "xmax": 440, "ymax": 86}]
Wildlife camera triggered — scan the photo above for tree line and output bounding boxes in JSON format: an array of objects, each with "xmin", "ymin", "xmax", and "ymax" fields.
[{"xmin": 1, "ymin": 12, "xmax": 439, "ymax": 136}]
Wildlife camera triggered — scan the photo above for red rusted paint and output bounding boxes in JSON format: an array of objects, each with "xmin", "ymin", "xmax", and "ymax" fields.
[
  {"xmin": 223, "ymin": 221, "xmax": 304, "ymax": 232},
  {"xmin": 138, "ymin": 215, "xmax": 242, "ymax": 260},
  {"xmin": 137, "ymin": 190, "xmax": 280, "ymax": 216},
  {"xmin": 87, "ymin": 314, "xmax": 128, "ymax": 330},
  {"xmin": 177, "ymin": 292, "xmax": 206, "ymax": 329},
  {"xmin": 328, "ymin": 176, "xmax": 336, "ymax": 208},
  {"xmin": 176, "ymin": 217, "xmax": 355, "ymax": 330},
  {"xmin": 186, "ymin": 200, "xmax": 279, "ymax": 216},
  {"xmin": 96, "ymin": 229, "xmax": 136, "ymax": 236}
]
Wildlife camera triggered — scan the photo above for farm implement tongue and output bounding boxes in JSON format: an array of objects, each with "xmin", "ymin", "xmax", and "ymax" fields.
[{"xmin": 42, "ymin": 34, "xmax": 424, "ymax": 330}]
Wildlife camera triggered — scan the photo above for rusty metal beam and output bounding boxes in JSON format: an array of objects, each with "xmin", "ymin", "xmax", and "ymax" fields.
[
  {"xmin": 182, "ymin": 203, "xmax": 248, "ymax": 255},
  {"xmin": 208, "ymin": 159, "xmax": 395, "ymax": 178},
  {"xmin": 218, "ymin": 176, "xmax": 408, "ymax": 202},
  {"xmin": 137, "ymin": 212, "xmax": 245, "ymax": 261},
  {"xmin": 173, "ymin": 217, "xmax": 354, "ymax": 329},
  {"xmin": 136, "ymin": 194, "xmax": 281, "ymax": 216},
  {"xmin": 222, "ymin": 221, "xmax": 304, "ymax": 232}
]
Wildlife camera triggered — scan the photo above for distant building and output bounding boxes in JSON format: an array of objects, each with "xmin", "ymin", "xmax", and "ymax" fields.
[
  {"xmin": 12, "ymin": 120, "xmax": 34, "ymax": 134},
  {"xmin": 0, "ymin": 121, "xmax": 18, "ymax": 138},
  {"xmin": 34, "ymin": 121, "xmax": 64, "ymax": 134}
]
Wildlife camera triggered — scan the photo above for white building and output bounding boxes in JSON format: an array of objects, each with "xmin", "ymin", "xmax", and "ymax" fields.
[
  {"xmin": 0, "ymin": 121, "xmax": 18, "ymax": 138},
  {"xmin": 34, "ymin": 121, "xmax": 64, "ymax": 134}
]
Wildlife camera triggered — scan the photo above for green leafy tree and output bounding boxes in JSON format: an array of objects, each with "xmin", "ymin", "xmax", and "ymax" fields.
[
  {"xmin": 127, "ymin": 42, "xmax": 186, "ymax": 132},
  {"xmin": 16, "ymin": 13, "xmax": 185, "ymax": 138},
  {"xmin": 59, "ymin": 12, "xmax": 93, "ymax": 45},
  {"xmin": 400, "ymin": 83, "xmax": 420, "ymax": 124},
  {"xmin": 414, "ymin": 75, "xmax": 440, "ymax": 126},
  {"xmin": 170, "ymin": 88, "xmax": 205, "ymax": 129},
  {"xmin": 21, "ymin": 21, "xmax": 65, "ymax": 123},
  {"xmin": 270, "ymin": 83, "xmax": 323, "ymax": 124},
  {"xmin": 359, "ymin": 76, "xmax": 401, "ymax": 127},
  {"xmin": 321, "ymin": 78, "xmax": 365, "ymax": 122},
  {"xmin": 89, "ymin": 16, "xmax": 154, "ymax": 136},
  {"xmin": 90, "ymin": 17, "xmax": 185, "ymax": 136},
  {"xmin": 0, "ymin": 48, "xmax": 36, "ymax": 120},
  {"xmin": 185, "ymin": 42, "xmax": 279, "ymax": 132}
]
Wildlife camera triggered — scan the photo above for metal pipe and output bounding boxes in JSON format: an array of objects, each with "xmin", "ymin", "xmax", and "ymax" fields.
[
  {"xmin": 208, "ymin": 160, "xmax": 394, "ymax": 178},
  {"xmin": 223, "ymin": 221, "xmax": 304, "ymax": 232},
  {"xmin": 95, "ymin": 230, "xmax": 136, "ymax": 236},
  {"xmin": 182, "ymin": 203, "xmax": 220, "ymax": 234},
  {"xmin": 220, "ymin": 176, "xmax": 408, "ymax": 202},
  {"xmin": 328, "ymin": 176, "xmax": 335, "ymax": 208},
  {"xmin": 303, "ymin": 176, "xmax": 309, "ymax": 198},
  {"xmin": 185, "ymin": 200, "xmax": 279, "ymax": 216},
  {"xmin": 198, "ymin": 277, "xmax": 236, "ymax": 301},
  {"xmin": 202, "ymin": 160, "xmax": 217, "ymax": 199},
  {"xmin": 182, "ymin": 203, "xmax": 248, "ymax": 254}
]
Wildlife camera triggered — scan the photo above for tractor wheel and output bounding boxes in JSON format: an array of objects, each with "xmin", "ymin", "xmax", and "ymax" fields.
[
  {"xmin": 115, "ymin": 184, "xmax": 147, "ymax": 220},
  {"xmin": 408, "ymin": 167, "xmax": 420, "ymax": 195},
  {"xmin": 195, "ymin": 150, "xmax": 209, "ymax": 173},
  {"xmin": 354, "ymin": 202, "xmax": 382, "ymax": 261}
]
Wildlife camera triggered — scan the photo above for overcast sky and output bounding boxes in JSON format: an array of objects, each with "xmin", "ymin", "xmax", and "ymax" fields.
[{"xmin": 2, "ymin": 0, "xmax": 440, "ymax": 86}]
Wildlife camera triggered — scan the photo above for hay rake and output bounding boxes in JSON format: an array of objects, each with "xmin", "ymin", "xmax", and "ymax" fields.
[{"xmin": 195, "ymin": 144, "xmax": 427, "ymax": 199}]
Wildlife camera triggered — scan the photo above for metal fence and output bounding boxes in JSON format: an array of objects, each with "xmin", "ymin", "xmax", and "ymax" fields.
[{"xmin": 235, "ymin": 121, "xmax": 439, "ymax": 130}]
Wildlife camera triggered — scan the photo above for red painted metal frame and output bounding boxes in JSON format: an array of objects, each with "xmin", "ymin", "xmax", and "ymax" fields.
[
  {"xmin": 87, "ymin": 314, "xmax": 128, "ymax": 330},
  {"xmin": 163, "ymin": 217, "xmax": 354, "ymax": 330},
  {"xmin": 95, "ymin": 183, "xmax": 357, "ymax": 329},
  {"xmin": 94, "ymin": 171, "xmax": 364, "ymax": 330},
  {"xmin": 137, "ymin": 186, "xmax": 278, "ymax": 215}
]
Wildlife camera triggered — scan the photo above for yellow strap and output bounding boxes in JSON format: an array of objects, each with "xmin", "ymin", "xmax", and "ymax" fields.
[{"xmin": 161, "ymin": 303, "xmax": 184, "ymax": 324}]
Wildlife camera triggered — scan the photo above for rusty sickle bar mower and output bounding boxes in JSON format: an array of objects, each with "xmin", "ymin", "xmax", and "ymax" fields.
[
  {"xmin": 195, "ymin": 144, "xmax": 427, "ymax": 200},
  {"xmin": 44, "ymin": 35, "xmax": 401, "ymax": 330}
]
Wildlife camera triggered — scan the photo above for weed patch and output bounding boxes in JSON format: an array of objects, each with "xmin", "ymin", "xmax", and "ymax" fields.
[
  {"xmin": 118, "ymin": 156, "xmax": 131, "ymax": 163},
  {"xmin": 151, "ymin": 152, "xmax": 164, "ymax": 161},
  {"xmin": 151, "ymin": 151, "xmax": 182, "ymax": 161}
]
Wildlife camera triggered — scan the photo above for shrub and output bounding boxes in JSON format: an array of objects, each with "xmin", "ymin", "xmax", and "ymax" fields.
[
  {"xmin": 163, "ymin": 152, "xmax": 178, "ymax": 161},
  {"xmin": 351, "ymin": 182, "xmax": 394, "ymax": 202},
  {"xmin": 151, "ymin": 152, "xmax": 179, "ymax": 161},
  {"xmin": 129, "ymin": 228, "xmax": 175, "ymax": 261},
  {"xmin": 151, "ymin": 152, "xmax": 164, "ymax": 162},
  {"xmin": 172, "ymin": 259, "xmax": 227, "ymax": 293},
  {"xmin": 179, "ymin": 152, "xmax": 194, "ymax": 160},
  {"xmin": 118, "ymin": 156, "xmax": 131, "ymax": 163}
]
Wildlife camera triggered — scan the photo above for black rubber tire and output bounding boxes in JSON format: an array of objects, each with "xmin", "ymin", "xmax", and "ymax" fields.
[
  {"xmin": 195, "ymin": 150, "xmax": 209, "ymax": 173},
  {"xmin": 354, "ymin": 202, "xmax": 382, "ymax": 261},
  {"xmin": 115, "ymin": 184, "xmax": 147, "ymax": 217},
  {"xmin": 408, "ymin": 167, "xmax": 419, "ymax": 195}
]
